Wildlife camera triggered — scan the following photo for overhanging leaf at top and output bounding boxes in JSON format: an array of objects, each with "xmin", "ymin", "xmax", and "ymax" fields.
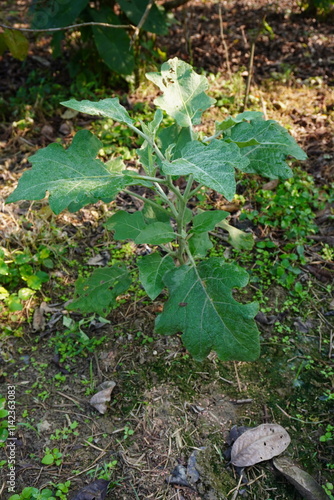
[
  {"xmin": 61, "ymin": 98, "xmax": 134, "ymax": 125},
  {"xmin": 162, "ymin": 140, "xmax": 249, "ymax": 201},
  {"xmin": 226, "ymin": 119, "xmax": 307, "ymax": 179},
  {"xmin": 30, "ymin": 0, "xmax": 89, "ymax": 29},
  {"xmin": 146, "ymin": 58, "xmax": 216, "ymax": 127},
  {"xmin": 155, "ymin": 258, "xmax": 260, "ymax": 361},
  {"xmin": 6, "ymin": 130, "xmax": 134, "ymax": 214}
]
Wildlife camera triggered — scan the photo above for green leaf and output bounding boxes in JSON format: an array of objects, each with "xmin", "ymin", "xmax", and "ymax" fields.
[
  {"xmin": 91, "ymin": 7, "xmax": 135, "ymax": 75},
  {"xmin": 188, "ymin": 232, "xmax": 213, "ymax": 258},
  {"xmin": 0, "ymin": 287, "xmax": 9, "ymax": 300},
  {"xmin": 3, "ymin": 29, "xmax": 29, "ymax": 61},
  {"xmin": 18, "ymin": 288, "xmax": 35, "ymax": 300},
  {"xmin": 138, "ymin": 253, "xmax": 174, "ymax": 299},
  {"xmin": 7, "ymin": 295, "xmax": 23, "ymax": 312},
  {"xmin": 118, "ymin": 0, "xmax": 168, "ymax": 34},
  {"xmin": 142, "ymin": 202, "xmax": 171, "ymax": 223},
  {"xmin": 146, "ymin": 58, "xmax": 216, "ymax": 127},
  {"xmin": 41, "ymin": 454, "xmax": 54, "ymax": 465},
  {"xmin": 158, "ymin": 124, "xmax": 194, "ymax": 160},
  {"xmin": 135, "ymin": 222, "xmax": 175, "ymax": 245},
  {"xmin": 7, "ymin": 130, "xmax": 133, "ymax": 214},
  {"xmin": 192, "ymin": 210, "xmax": 229, "ymax": 234},
  {"xmin": 215, "ymin": 111, "xmax": 264, "ymax": 132},
  {"xmin": 217, "ymin": 220, "xmax": 255, "ymax": 250},
  {"xmin": 137, "ymin": 110, "xmax": 164, "ymax": 174},
  {"xmin": 31, "ymin": 0, "xmax": 88, "ymax": 28},
  {"xmin": 25, "ymin": 271, "xmax": 49, "ymax": 290},
  {"xmin": 226, "ymin": 120, "xmax": 307, "ymax": 179},
  {"xmin": 105, "ymin": 211, "xmax": 147, "ymax": 240},
  {"xmin": 162, "ymin": 140, "xmax": 248, "ymax": 201},
  {"xmin": 68, "ymin": 266, "xmax": 132, "ymax": 316},
  {"xmin": 0, "ymin": 34, "xmax": 7, "ymax": 56},
  {"xmin": 155, "ymin": 258, "xmax": 260, "ymax": 361},
  {"xmin": 61, "ymin": 97, "xmax": 134, "ymax": 125}
]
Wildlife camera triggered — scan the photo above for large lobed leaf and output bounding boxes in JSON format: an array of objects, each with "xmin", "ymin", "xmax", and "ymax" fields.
[
  {"xmin": 6, "ymin": 130, "xmax": 134, "ymax": 214},
  {"xmin": 225, "ymin": 119, "xmax": 307, "ymax": 179},
  {"xmin": 162, "ymin": 140, "xmax": 249, "ymax": 201},
  {"xmin": 68, "ymin": 266, "xmax": 132, "ymax": 316},
  {"xmin": 155, "ymin": 258, "xmax": 260, "ymax": 361},
  {"xmin": 146, "ymin": 58, "xmax": 216, "ymax": 128}
]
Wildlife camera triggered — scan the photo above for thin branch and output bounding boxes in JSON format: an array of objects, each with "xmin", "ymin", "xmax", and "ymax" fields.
[
  {"xmin": 218, "ymin": 3, "xmax": 232, "ymax": 80},
  {"xmin": 132, "ymin": 0, "xmax": 155, "ymax": 42},
  {"xmin": 0, "ymin": 21, "xmax": 134, "ymax": 34}
]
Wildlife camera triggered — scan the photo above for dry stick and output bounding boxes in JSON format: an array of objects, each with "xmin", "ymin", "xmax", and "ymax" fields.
[
  {"xmin": 233, "ymin": 361, "xmax": 242, "ymax": 392},
  {"xmin": 242, "ymin": 17, "xmax": 266, "ymax": 112},
  {"xmin": 218, "ymin": 3, "xmax": 232, "ymax": 80},
  {"xmin": 0, "ymin": 22, "xmax": 134, "ymax": 33},
  {"xmin": 276, "ymin": 404, "xmax": 327, "ymax": 425},
  {"xmin": 132, "ymin": 0, "xmax": 155, "ymax": 42}
]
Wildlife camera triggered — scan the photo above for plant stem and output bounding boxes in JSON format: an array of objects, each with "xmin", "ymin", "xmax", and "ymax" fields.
[
  {"xmin": 128, "ymin": 123, "xmax": 165, "ymax": 163},
  {"xmin": 123, "ymin": 189, "xmax": 171, "ymax": 216}
]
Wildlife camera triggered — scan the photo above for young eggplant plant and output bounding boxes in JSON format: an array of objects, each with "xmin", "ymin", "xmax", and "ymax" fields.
[{"xmin": 7, "ymin": 58, "xmax": 307, "ymax": 362}]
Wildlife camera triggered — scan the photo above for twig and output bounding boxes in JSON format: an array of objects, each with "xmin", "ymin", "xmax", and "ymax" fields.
[
  {"xmin": 233, "ymin": 361, "xmax": 242, "ymax": 392},
  {"xmin": 242, "ymin": 16, "xmax": 266, "ymax": 112},
  {"xmin": 56, "ymin": 391, "xmax": 82, "ymax": 408},
  {"xmin": 218, "ymin": 3, "xmax": 232, "ymax": 80},
  {"xmin": 276, "ymin": 404, "xmax": 326, "ymax": 424},
  {"xmin": 132, "ymin": 0, "xmax": 155, "ymax": 42},
  {"xmin": 329, "ymin": 330, "xmax": 333, "ymax": 359},
  {"xmin": 0, "ymin": 21, "xmax": 134, "ymax": 34},
  {"xmin": 228, "ymin": 474, "xmax": 243, "ymax": 499}
]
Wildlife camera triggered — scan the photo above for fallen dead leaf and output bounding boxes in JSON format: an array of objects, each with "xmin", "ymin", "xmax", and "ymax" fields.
[
  {"xmin": 89, "ymin": 382, "xmax": 116, "ymax": 414},
  {"xmin": 231, "ymin": 423, "xmax": 291, "ymax": 467}
]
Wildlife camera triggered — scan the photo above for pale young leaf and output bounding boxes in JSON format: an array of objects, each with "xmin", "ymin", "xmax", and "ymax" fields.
[
  {"xmin": 146, "ymin": 58, "xmax": 215, "ymax": 127},
  {"xmin": 162, "ymin": 140, "xmax": 248, "ymax": 201},
  {"xmin": 61, "ymin": 97, "xmax": 134, "ymax": 125}
]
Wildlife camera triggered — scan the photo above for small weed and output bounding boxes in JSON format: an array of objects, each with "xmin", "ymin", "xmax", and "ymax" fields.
[
  {"xmin": 8, "ymin": 481, "xmax": 71, "ymax": 500},
  {"xmin": 0, "ymin": 246, "xmax": 51, "ymax": 314},
  {"xmin": 41, "ymin": 447, "xmax": 63, "ymax": 466},
  {"xmin": 86, "ymin": 459, "xmax": 118, "ymax": 480},
  {"xmin": 320, "ymin": 424, "xmax": 334, "ymax": 443},
  {"xmin": 50, "ymin": 421, "xmax": 79, "ymax": 441},
  {"xmin": 49, "ymin": 316, "xmax": 107, "ymax": 363},
  {"xmin": 123, "ymin": 424, "xmax": 135, "ymax": 440},
  {"xmin": 0, "ymin": 395, "xmax": 8, "ymax": 444}
]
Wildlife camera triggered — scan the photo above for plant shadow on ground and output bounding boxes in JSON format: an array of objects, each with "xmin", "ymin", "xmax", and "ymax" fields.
[{"xmin": 0, "ymin": 0, "xmax": 334, "ymax": 499}]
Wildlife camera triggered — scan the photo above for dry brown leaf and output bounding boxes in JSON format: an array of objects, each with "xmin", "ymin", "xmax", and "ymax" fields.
[
  {"xmin": 231, "ymin": 423, "xmax": 291, "ymax": 467},
  {"xmin": 273, "ymin": 457, "xmax": 330, "ymax": 500},
  {"xmin": 89, "ymin": 382, "xmax": 116, "ymax": 414}
]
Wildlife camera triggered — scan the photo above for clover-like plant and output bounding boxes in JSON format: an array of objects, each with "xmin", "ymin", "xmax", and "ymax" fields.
[{"xmin": 7, "ymin": 58, "xmax": 307, "ymax": 362}]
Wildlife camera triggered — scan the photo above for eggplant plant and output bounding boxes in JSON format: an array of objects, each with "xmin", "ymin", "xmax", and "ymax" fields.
[{"xmin": 7, "ymin": 58, "xmax": 307, "ymax": 362}]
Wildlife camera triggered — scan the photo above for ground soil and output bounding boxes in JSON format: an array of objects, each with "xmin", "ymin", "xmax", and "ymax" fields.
[{"xmin": 0, "ymin": 1, "xmax": 333, "ymax": 499}]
